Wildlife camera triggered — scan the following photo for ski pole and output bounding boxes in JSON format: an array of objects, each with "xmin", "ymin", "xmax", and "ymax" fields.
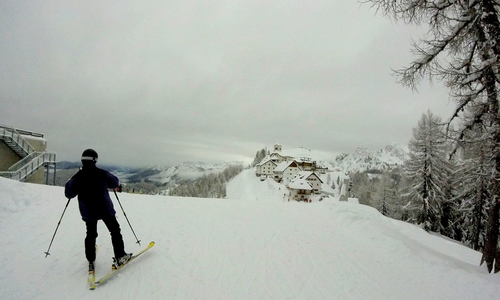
[
  {"xmin": 44, "ymin": 198, "xmax": 71, "ymax": 258},
  {"xmin": 114, "ymin": 190, "xmax": 141, "ymax": 245}
]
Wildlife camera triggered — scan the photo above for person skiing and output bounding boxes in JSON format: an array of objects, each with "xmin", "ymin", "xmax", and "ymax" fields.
[{"xmin": 64, "ymin": 149, "xmax": 132, "ymax": 273}]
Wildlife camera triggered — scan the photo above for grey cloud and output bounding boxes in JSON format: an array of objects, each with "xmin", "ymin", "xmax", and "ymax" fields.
[{"xmin": 1, "ymin": 1, "xmax": 454, "ymax": 167}]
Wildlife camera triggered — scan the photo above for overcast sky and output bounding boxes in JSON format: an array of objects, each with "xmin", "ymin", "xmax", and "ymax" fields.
[{"xmin": 1, "ymin": 0, "xmax": 454, "ymax": 168}]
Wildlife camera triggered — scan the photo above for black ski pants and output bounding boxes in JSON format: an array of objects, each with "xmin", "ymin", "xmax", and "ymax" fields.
[{"xmin": 84, "ymin": 216, "xmax": 126, "ymax": 262}]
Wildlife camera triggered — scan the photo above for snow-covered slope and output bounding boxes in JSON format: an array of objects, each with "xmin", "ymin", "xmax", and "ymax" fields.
[
  {"xmin": 1, "ymin": 173, "xmax": 499, "ymax": 299},
  {"xmin": 333, "ymin": 143, "xmax": 407, "ymax": 173}
]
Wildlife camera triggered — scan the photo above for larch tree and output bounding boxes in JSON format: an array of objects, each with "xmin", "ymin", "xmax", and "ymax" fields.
[
  {"xmin": 374, "ymin": 173, "xmax": 395, "ymax": 217},
  {"xmin": 405, "ymin": 111, "xmax": 453, "ymax": 233},
  {"xmin": 453, "ymin": 128, "xmax": 492, "ymax": 251},
  {"xmin": 364, "ymin": 0, "xmax": 500, "ymax": 273}
]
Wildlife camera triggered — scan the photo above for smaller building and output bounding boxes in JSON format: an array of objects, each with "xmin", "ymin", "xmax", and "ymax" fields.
[
  {"xmin": 314, "ymin": 161, "xmax": 329, "ymax": 174},
  {"xmin": 293, "ymin": 171, "xmax": 323, "ymax": 194},
  {"xmin": 287, "ymin": 177, "xmax": 313, "ymax": 202},
  {"xmin": 269, "ymin": 152, "xmax": 294, "ymax": 164}
]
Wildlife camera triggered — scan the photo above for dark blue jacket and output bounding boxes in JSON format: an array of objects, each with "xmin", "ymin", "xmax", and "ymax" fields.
[{"xmin": 65, "ymin": 165, "xmax": 119, "ymax": 222}]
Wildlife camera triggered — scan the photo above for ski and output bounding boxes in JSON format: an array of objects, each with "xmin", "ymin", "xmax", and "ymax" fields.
[
  {"xmin": 88, "ymin": 245, "xmax": 98, "ymax": 290},
  {"xmin": 88, "ymin": 269, "xmax": 96, "ymax": 290},
  {"xmin": 93, "ymin": 241, "xmax": 155, "ymax": 288}
]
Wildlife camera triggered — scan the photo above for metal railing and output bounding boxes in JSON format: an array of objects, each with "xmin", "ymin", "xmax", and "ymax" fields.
[
  {"xmin": 0, "ymin": 124, "xmax": 36, "ymax": 157},
  {"xmin": 0, "ymin": 151, "xmax": 56, "ymax": 182}
]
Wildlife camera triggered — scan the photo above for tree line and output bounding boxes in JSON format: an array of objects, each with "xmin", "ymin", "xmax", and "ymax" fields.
[
  {"xmin": 168, "ymin": 165, "xmax": 244, "ymax": 198},
  {"xmin": 353, "ymin": 110, "xmax": 498, "ymax": 272},
  {"xmin": 363, "ymin": 0, "xmax": 500, "ymax": 273}
]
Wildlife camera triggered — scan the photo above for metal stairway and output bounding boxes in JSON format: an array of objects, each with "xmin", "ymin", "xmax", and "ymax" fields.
[{"xmin": 0, "ymin": 124, "xmax": 56, "ymax": 182}]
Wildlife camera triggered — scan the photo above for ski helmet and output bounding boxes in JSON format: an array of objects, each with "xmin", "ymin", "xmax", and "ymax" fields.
[{"xmin": 81, "ymin": 149, "xmax": 98, "ymax": 163}]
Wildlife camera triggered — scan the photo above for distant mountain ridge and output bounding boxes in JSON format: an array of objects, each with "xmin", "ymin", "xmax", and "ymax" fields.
[
  {"xmin": 332, "ymin": 143, "xmax": 407, "ymax": 173},
  {"xmin": 56, "ymin": 144, "xmax": 407, "ymax": 187},
  {"xmin": 56, "ymin": 160, "xmax": 244, "ymax": 187},
  {"xmin": 142, "ymin": 161, "xmax": 243, "ymax": 185}
]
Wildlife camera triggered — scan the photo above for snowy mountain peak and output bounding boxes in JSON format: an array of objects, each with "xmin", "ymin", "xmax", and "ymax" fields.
[
  {"xmin": 333, "ymin": 144, "xmax": 407, "ymax": 173},
  {"xmin": 379, "ymin": 143, "xmax": 407, "ymax": 158}
]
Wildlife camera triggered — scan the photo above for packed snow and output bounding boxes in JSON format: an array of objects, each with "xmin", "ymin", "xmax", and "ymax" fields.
[{"xmin": 1, "ymin": 169, "xmax": 499, "ymax": 299}]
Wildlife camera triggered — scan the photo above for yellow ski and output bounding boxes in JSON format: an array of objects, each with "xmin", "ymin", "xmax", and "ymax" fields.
[
  {"xmin": 88, "ymin": 270, "xmax": 96, "ymax": 290},
  {"xmin": 88, "ymin": 245, "xmax": 98, "ymax": 290},
  {"xmin": 92, "ymin": 241, "xmax": 155, "ymax": 288}
]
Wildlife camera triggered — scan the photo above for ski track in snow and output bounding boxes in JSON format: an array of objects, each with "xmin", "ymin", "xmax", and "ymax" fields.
[{"xmin": 1, "ymin": 170, "xmax": 500, "ymax": 299}]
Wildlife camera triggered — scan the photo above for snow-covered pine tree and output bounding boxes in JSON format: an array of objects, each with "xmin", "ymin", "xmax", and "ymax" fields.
[
  {"xmin": 405, "ymin": 111, "xmax": 453, "ymax": 233},
  {"xmin": 453, "ymin": 134, "xmax": 491, "ymax": 251},
  {"xmin": 349, "ymin": 172, "xmax": 373, "ymax": 205},
  {"xmin": 389, "ymin": 168, "xmax": 413, "ymax": 222},
  {"xmin": 373, "ymin": 173, "xmax": 394, "ymax": 217},
  {"xmin": 251, "ymin": 149, "xmax": 267, "ymax": 167},
  {"xmin": 440, "ymin": 160, "xmax": 459, "ymax": 240},
  {"xmin": 379, "ymin": 189, "xmax": 390, "ymax": 216}
]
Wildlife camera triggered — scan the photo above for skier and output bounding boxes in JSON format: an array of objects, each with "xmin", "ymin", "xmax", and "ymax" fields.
[{"xmin": 64, "ymin": 149, "xmax": 132, "ymax": 273}]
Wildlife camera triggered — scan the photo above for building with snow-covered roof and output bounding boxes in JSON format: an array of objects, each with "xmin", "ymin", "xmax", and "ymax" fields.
[
  {"xmin": 270, "ymin": 146, "xmax": 311, "ymax": 164},
  {"xmin": 273, "ymin": 160, "xmax": 302, "ymax": 184},
  {"xmin": 270, "ymin": 152, "xmax": 293, "ymax": 164},
  {"xmin": 269, "ymin": 145, "xmax": 327, "ymax": 173},
  {"xmin": 314, "ymin": 161, "xmax": 328, "ymax": 174},
  {"xmin": 287, "ymin": 177, "xmax": 313, "ymax": 202},
  {"xmin": 255, "ymin": 158, "xmax": 277, "ymax": 177},
  {"xmin": 293, "ymin": 171, "xmax": 323, "ymax": 194},
  {"xmin": 254, "ymin": 144, "xmax": 330, "ymax": 180}
]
